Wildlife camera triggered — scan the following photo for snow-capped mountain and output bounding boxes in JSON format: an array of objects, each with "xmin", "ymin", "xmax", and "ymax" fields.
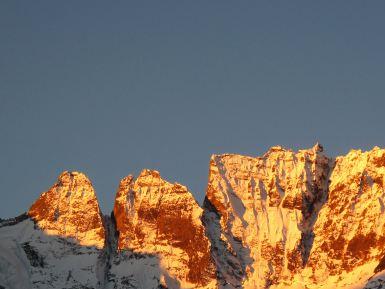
[{"xmin": 1, "ymin": 145, "xmax": 385, "ymax": 289}]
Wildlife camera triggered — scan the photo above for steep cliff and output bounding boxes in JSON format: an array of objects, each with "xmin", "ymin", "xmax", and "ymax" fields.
[
  {"xmin": 28, "ymin": 171, "xmax": 105, "ymax": 249},
  {"xmin": 113, "ymin": 169, "xmax": 216, "ymax": 289},
  {"xmin": 203, "ymin": 144, "xmax": 331, "ymax": 288},
  {"xmin": 301, "ymin": 147, "xmax": 385, "ymax": 288},
  {"xmin": 203, "ymin": 145, "xmax": 385, "ymax": 289}
]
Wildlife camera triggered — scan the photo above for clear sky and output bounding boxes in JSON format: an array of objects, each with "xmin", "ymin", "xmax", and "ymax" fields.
[{"xmin": 1, "ymin": 1, "xmax": 385, "ymax": 218}]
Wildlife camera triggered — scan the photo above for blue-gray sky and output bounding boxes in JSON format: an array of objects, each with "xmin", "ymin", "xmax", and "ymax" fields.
[{"xmin": 1, "ymin": 1, "xmax": 385, "ymax": 218}]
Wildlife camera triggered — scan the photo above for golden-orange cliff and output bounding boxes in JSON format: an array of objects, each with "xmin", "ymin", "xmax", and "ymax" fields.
[
  {"xmin": 303, "ymin": 147, "xmax": 385, "ymax": 288},
  {"xmin": 28, "ymin": 171, "xmax": 105, "ymax": 249},
  {"xmin": 113, "ymin": 169, "xmax": 216, "ymax": 288}
]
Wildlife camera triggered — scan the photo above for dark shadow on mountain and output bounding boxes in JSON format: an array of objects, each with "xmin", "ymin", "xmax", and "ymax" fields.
[
  {"xmin": 104, "ymin": 212, "xmax": 181, "ymax": 289},
  {"xmin": 365, "ymin": 274, "xmax": 385, "ymax": 289},
  {"xmin": 0, "ymin": 213, "xmax": 181, "ymax": 289},
  {"xmin": 202, "ymin": 197, "xmax": 250, "ymax": 289},
  {"xmin": 362, "ymin": 256, "xmax": 385, "ymax": 289},
  {"xmin": 297, "ymin": 151, "xmax": 334, "ymax": 267},
  {"xmin": 0, "ymin": 212, "xmax": 29, "ymax": 227}
]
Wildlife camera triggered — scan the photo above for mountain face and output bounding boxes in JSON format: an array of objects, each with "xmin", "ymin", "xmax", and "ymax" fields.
[
  {"xmin": 28, "ymin": 171, "xmax": 105, "ymax": 249},
  {"xmin": 203, "ymin": 144, "xmax": 331, "ymax": 288},
  {"xmin": 1, "ymin": 145, "xmax": 385, "ymax": 289},
  {"xmin": 304, "ymin": 147, "xmax": 385, "ymax": 288},
  {"xmin": 112, "ymin": 170, "xmax": 216, "ymax": 288}
]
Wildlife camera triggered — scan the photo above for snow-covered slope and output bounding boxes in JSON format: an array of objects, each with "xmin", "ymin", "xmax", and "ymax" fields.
[
  {"xmin": 1, "ymin": 145, "xmax": 385, "ymax": 289},
  {"xmin": 0, "ymin": 216, "xmax": 103, "ymax": 289},
  {"xmin": 0, "ymin": 171, "xmax": 106, "ymax": 289}
]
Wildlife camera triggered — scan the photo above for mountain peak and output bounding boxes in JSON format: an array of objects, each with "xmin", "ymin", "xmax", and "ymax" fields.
[
  {"xmin": 28, "ymin": 171, "xmax": 105, "ymax": 248},
  {"xmin": 312, "ymin": 142, "xmax": 324, "ymax": 152},
  {"xmin": 113, "ymin": 171, "xmax": 216, "ymax": 288}
]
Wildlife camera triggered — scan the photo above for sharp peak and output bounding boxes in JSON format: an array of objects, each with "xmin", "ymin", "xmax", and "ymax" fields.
[
  {"xmin": 313, "ymin": 142, "xmax": 324, "ymax": 151},
  {"xmin": 119, "ymin": 174, "xmax": 134, "ymax": 183}
]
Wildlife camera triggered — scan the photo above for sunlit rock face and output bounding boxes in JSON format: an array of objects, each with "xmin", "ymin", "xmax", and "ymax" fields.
[
  {"xmin": 113, "ymin": 169, "xmax": 217, "ymax": 289},
  {"xmin": 203, "ymin": 145, "xmax": 385, "ymax": 289},
  {"xmin": 301, "ymin": 147, "xmax": 385, "ymax": 288},
  {"xmin": 28, "ymin": 171, "xmax": 105, "ymax": 249},
  {"xmin": 203, "ymin": 144, "xmax": 332, "ymax": 289},
  {"xmin": 3, "ymin": 146, "xmax": 385, "ymax": 289}
]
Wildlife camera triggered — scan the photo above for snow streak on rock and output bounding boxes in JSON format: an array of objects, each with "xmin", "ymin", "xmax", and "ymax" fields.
[
  {"xmin": 203, "ymin": 144, "xmax": 331, "ymax": 288},
  {"xmin": 302, "ymin": 147, "xmax": 385, "ymax": 288}
]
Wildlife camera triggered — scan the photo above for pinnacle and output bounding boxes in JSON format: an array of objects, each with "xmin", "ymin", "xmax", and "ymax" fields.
[
  {"xmin": 118, "ymin": 174, "xmax": 134, "ymax": 187},
  {"xmin": 312, "ymin": 142, "xmax": 324, "ymax": 153}
]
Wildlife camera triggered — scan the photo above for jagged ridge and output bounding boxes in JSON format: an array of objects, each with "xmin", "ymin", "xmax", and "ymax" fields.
[{"xmin": 1, "ymin": 144, "xmax": 385, "ymax": 289}]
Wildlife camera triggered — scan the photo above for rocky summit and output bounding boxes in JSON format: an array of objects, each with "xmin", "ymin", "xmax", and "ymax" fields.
[
  {"xmin": 28, "ymin": 171, "xmax": 105, "ymax": 249},
  {"xmin": 1, "ymin": 145, "xmax": 385, "ymax": 289},
  {"xmin": 113, "ymin": 169, "xmax": 216, "ymax": 288}
]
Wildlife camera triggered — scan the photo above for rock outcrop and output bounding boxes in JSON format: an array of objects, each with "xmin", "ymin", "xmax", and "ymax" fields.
[
  {"xmin": 113, "ymin": 169, "xmax": 216, "ymax": 288},
  {"xmin": 28, "ymin": 171, "xmax": 105, "ymax": 249}
]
